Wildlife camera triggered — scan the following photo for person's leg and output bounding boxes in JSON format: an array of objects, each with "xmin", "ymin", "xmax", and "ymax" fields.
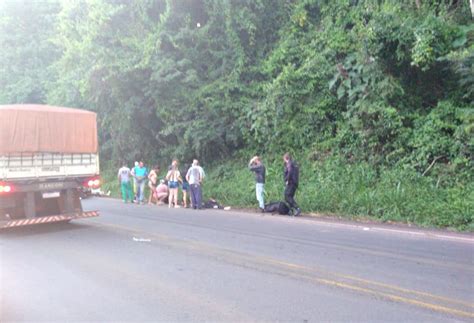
[
  {"xmin": 126, "ymin": 182, "xmax": 133, "ymax": 202},
  {"xmin": 284, "ymin": 184, "xmax": 294, "ymax": 208},
  {"xmin": 173, "ymin": 188, "xmax": 179, "ymax": 208},
  {"xmin": 190, "ymin": 185, "xmax": 197, "ymax": 209},
  {"xmin": 133, "ymin": 179, "xmax": 138, "ymax": 201},
  {"xmin": 140, "ymin": 181, "xmax": 146, "ymax": 203},
  {"xmin": 156, "ymin": 192, "xmax": 167, "ymax": 204},
  {"xmin": 196, "ymin": 185, "xmax": 202, "ymax": 209},
  {"xmin": 120, "ymin": 182, "xmax": 127, "ymax": 202},
  {"xmin": 168, "ymin": 189, "xmax": 174, "ymax": 207},
  {"xmin": 148, "ymin": 184, "xmax": 153, "ymax": 204},
  {"xmin": 284, "ymin": 184, "xmax": 300, "ymax": 215},
  {"xmin": 256, "ymin": 183, "xmax": 264, "ymax": 209},
  {"xmin": 183, "ymin": 190, "xmax": 188, "ymax": 208}
]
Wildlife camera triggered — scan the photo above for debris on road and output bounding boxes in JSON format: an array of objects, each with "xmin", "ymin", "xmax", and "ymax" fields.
[{"xmin": 133, "ymin": 237, "xmax": 151, "ymax": 242}]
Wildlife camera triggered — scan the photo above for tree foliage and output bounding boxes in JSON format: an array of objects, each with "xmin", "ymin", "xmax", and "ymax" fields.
[{"xmin": 0, "ymin": 0, "xmax": 472, "ymax": 183}]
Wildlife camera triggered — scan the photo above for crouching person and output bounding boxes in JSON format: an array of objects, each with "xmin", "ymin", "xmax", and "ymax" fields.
[{"xmin": 155, "ymin": 180, "xmax": 168, "ymax": 205}]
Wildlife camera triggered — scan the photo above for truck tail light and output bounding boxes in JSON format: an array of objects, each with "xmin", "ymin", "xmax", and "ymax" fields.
[
  {"xmin": 0, "ymin": 184, "xmax": 13, "ymax": 193},
  {"xmin": 84, "ymin": 177, "xmax": 101, "ymax": 188}
]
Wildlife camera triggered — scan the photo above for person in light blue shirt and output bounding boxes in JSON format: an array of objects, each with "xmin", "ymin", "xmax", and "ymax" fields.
[{"xmin": 131, "ymin": 161, "xmax": 148, "ymax": 204}]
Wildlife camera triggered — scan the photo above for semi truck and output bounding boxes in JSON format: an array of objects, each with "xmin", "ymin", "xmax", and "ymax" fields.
[{"xmin": 0, "ymin": 104, "xmax": 100, "ymax": 229}]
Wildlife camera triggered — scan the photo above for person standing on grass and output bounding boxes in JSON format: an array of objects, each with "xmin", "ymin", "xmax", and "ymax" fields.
[
  {"xmin": 148, "ymin": 165, "xmax": 160, "ymax": 204},
  {"xmin": 248, "ymin": 156, "xmax": 266, "ymax": 212},
  {"xmin": 186, "ymin": 159, "xmax": 205, "ymax": 210},
  {"xmin": 132, "ymin": 161, "xmax": 148, "ymax": 204},
  {"xmin": 117, "ymin": 162, "xmax": 133, "ymax": 203},
  {"xmin": 283, "ymin": 152, "xmax": 301, "ymax": 216},
  {"xmin": 166, "ymin": 165, "xmax": 182, "ymax": 208}
]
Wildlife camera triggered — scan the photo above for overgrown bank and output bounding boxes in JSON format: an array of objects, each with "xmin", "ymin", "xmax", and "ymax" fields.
[{"xmin": 1, "ymin": 1, "xmax": 473, "ymax": 230}]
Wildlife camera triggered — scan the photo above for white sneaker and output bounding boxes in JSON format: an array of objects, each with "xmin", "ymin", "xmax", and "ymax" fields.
[{"xmin": 175, "ymin": 205, "xmax": 181, "ymax": 208}]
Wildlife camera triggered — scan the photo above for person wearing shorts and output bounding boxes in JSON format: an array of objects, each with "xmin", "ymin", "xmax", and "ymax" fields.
[{"xmin": 166, "ymin": 165, "xmax": 182, "ymax": 208}]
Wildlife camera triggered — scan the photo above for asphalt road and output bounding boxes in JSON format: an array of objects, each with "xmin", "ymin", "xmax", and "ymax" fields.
[{"xmin": 1, "ymin": 197, "xmax": 473, "ymax": 322}]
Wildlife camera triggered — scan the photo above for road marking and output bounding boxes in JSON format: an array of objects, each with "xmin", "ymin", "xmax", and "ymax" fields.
[
  {"xmin": 297, "ymin": 217, "xmax": 474, "ymax": 244},
  {"xmin": 103, "ymin": 211, "xmax": 474, "ymax": 273},
  {"xmin": 90, "ymin": 221, "xmax": 474, "ymax": 319}
]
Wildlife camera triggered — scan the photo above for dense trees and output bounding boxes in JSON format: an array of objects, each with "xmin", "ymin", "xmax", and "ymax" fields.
[{"xmin": 1, "ymin": 0, "xmax": 472, "ymax": 180}]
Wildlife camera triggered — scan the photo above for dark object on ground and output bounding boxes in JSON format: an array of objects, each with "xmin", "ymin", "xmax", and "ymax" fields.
[
  {"xmin": 264, "ymin": 201, "xmax": 290, "ymax": 215},
  {"xmin": 203, "ymin": 198, "xmax": 223, "ymax": 209}
]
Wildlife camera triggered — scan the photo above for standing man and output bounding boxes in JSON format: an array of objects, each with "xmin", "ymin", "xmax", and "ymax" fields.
[
  {"xmin": 186, "ymin": 159, "xmax": 205, "ymax": 210},
  {"xmin": 131, "ymin": 161, "xmax": 148, "ymax": 204},
  {"xmin": 118, "ymin": 162, "xmax": 133, "ymax": 203},
  {"xmin": 248, "ymin": 156, "xmax": 266, "ymax": 212},
  {"xmin": 283, "ymin": 153, "xmax": 301, "ymax": 216}
]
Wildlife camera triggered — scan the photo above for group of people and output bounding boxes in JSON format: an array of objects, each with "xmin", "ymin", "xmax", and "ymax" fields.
[
  {"xmin": 248, "ymin": 152, "xmax": 301, "ymax": 216},
  {"xmin": 117, "ymin": 159, "xmax": 205, "ymax": 210},
  {"xmin": 117, "ymin": 152, "xmax": 301, "ymax": 216}
]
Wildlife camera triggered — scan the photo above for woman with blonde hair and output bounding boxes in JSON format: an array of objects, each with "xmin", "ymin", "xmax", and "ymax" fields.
[{"xmin": 166, "ymin": 165, "xmax": 182, "ymax": 208}]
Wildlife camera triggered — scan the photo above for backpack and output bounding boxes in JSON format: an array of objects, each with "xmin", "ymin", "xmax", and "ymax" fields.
[{"xmin": 264, "ymin": 201, "xmax": 290, "ymax": 215}]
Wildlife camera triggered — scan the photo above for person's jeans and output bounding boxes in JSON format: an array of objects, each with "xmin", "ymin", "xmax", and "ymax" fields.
[
  {"xmin": 256, "ymin": 183, "xmax": 265, "ymax": 209},
  {"xmin": 136, "ymin": 180, "xmax": 146, "ymax": 203},
  {"xmin": 120, "ymin": 181, "xmax": 133, "ymax": 202},
  {"xmin": 190, "ymin": 184, "xmax": 202, "ymax": 209},
  {"xmin": 284, "ymin": 184, "xmax": 298, "ymax": 210}
]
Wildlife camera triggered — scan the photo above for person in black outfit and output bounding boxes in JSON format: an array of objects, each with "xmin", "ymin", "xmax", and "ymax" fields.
[{"xmin": 283, "ymin": 152, "xmax": 301, "ymax": 216}]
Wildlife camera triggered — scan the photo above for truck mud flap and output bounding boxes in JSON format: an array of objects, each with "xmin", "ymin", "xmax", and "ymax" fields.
[{"xmin": 0, "ymin": 211, "xmax": 99, "ymax": 229}]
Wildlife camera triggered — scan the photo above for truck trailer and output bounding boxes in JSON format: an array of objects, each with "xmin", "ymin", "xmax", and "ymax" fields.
[{"xmin": 0, "ymin": 105, "xmax": 100, "ymax": 229}]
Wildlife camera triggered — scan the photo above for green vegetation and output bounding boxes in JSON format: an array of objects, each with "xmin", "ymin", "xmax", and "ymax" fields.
[
  {"xmin": 205, "ymin": 156, "xmax": 473, "ymax": 231},
  {"xmin": 1, "ymin": 1, "xmax": 473, "ymax": 229}
]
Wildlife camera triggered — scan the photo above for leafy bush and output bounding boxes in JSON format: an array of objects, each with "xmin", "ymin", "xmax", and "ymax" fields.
[{"xmin": 203, "ymin": 154, "xmax": 473, "ymax": 231}]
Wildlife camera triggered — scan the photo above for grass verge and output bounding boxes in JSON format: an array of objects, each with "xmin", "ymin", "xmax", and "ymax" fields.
[{"xmin": 100, "ymin": 156, "xmax": 473, "ymax": 231}]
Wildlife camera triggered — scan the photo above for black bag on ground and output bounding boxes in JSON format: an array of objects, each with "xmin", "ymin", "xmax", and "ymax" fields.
[
  {"xmin": 264, "ymin": 201, "xmax": 290, "ymax": 215},
  {"xmin": 203, "ymin": 199, "xmax": 223, "ymax": 209}
]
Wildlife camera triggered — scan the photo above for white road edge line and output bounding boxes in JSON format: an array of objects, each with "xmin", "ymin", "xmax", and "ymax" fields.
[{"xmin": 299, "ymin": 217, "xmax": 474, "ymax": 244}]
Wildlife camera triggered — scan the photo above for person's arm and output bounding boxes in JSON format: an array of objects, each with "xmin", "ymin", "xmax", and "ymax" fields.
[
  {"xmin": 131, "ymin": 167, "xmax": 136, "ymax": 178},
  {"xmin": 249, "ymin": 164, "xmax": 262, "ymax": 172},
  {"xmin": 284, "ymin": 163, "xmax": 290, "ymax": 184},
  {"xmin": 165, "ymin": 170, "xmax": 171, "ymax": 181},
  {"xmin": 248, "ymin": 157, "xmax": 257, "ymax": 168},
  {"xmin": 199, "ymin": 167, "xmax": 205, "ymax": 183},
  {"xmin": 177, "ymin": 171, "xmax": 183, "ymax": 183},
  {"xmin": 186, "ymin": 168, "xmax": 191, "ymax": 182},
  {"xmin": 117, "ymin": 169, "xmax": 121, "ymax": 184}
]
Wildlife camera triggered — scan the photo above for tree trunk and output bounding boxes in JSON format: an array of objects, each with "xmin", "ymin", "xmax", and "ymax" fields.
[
  {"xmin": 415, "ymin": 0, "xmax": 421, "ymax": 9},
  {"xmin": 471, "ymin": 0, "xmax": 474, "ymax": 18}
]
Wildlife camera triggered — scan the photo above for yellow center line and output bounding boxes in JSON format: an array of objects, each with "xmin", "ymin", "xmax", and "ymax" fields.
[
  {"xmin": 113, "ymin": 213, "xmax": 474, "ymax": 273},
  {"xmin": 88, "ymin": 221, "xmax": 474, "ymax": 319},
  {"xmin": 259, "ymin": 256, "xmax": 474, "ymax": 309}
]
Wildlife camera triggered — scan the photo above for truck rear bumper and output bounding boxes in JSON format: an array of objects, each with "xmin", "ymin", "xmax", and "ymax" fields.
[{"xmin": 0, "ymin": 210, "xmax": 99, "ymax": 229}]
